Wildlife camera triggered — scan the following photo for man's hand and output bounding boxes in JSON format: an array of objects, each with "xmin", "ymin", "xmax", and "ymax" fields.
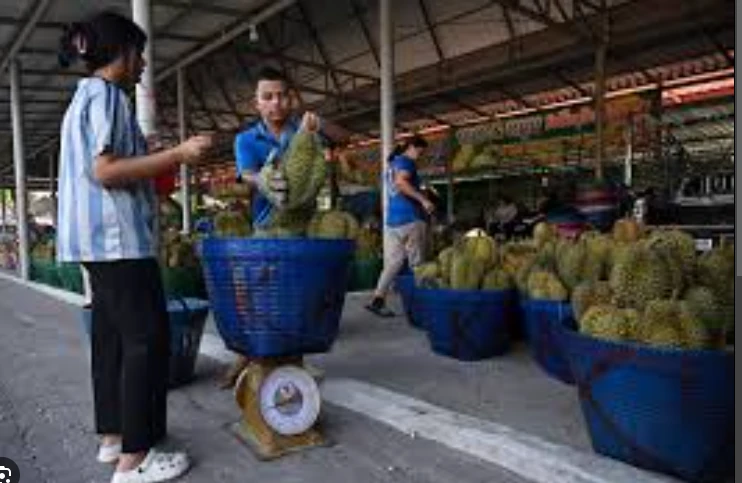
[
  {"xmin": 252, "ymin": 169, "xmax": 288, "ymax": 208},
  {"xmin": 300, "ymin": 111, "xmax": 321, "ymax": 133}
]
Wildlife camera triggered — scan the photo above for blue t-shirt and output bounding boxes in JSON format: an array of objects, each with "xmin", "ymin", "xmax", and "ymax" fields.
[
  {"xmin": 385, "ymin": 154, "xmax": 423, "ymax": 227},
  {"xmin": 234, "ymin": 118, "xmax": 300, "ymax": 229}
]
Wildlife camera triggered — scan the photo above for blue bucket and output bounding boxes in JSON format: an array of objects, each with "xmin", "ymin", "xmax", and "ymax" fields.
[
  {"xmin": 523, "ymin": 299, "xmax": 575, "ymax": 384},
  {"xmin": 417, "ymin": 288, "xmax": 514, "ymax": 361},
  {"xmin": 198, "ymin": 238, "xmax": 354, "ymax": 358},
  {"xmin": 560, "ymin": 324, "xmax": 734, "ymax": 482},
  {"xmin": 395, "ymin": 273, "xmax": 423, "ymax": 329},
  {"xmin": 80, "ymin": 298, "xmax": 210, "ymax": 388}
]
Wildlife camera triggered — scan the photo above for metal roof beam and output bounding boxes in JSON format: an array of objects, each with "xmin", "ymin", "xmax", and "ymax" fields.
[
  {"xmin": 0, "ymin": 0, "xmax": 53, "ymax": 76},
  {"xmin": 349, "ymin": 0, "xmax": 380, "ymax": 67},
  {"xmin": 0, "ymin": 16, "xmax": 204, "ymax": 43},
  {"xmin": 418, "ymin": 0, "xmax": 445, "ymax": 62},
  {"xmin": 295, "ymin": 0, "xmax": 342, "ymax": 94},
  {"xmin": 154, "ymin": 0, "xmax": 297, "ymax": 83}
]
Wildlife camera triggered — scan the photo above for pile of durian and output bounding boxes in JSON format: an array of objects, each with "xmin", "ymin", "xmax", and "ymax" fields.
[
  {"xmin": 413, "ymin": 219, "xmax": 734, "ymax": 351},
  {"xmin": 413, "ymin": 230, "xmax": 515, "ymax": 291},
  {"xmin": 160, "ymin": 229, "xmax": 202, "ymax": 269}
]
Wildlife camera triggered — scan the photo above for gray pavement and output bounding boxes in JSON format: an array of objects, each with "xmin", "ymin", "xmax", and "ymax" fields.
[{"xmin": 0, "ymin": 278, "xmax": 530, "ymax": 483}]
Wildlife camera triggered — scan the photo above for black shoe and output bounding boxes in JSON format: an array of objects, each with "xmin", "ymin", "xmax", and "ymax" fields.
[{"xmin": 365, "ymin": 297, "xmax": 395, "ymax": 318}]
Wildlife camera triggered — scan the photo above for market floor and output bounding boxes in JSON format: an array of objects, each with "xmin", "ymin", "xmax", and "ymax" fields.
[
  {"xmin": 0, "ymin": 278, "xmax": 534, "ymax": 483},
  {"xmin": 0, "ymin": 275, "xmax": 691, "ymax": 483}
]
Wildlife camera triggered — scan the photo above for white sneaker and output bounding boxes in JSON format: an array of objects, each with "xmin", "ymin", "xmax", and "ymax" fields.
[
  {"xmin": 97, "ymin": 442, "xmax": 122, "ymax": 464},
  {"xmin": 110, "ymin": 449, "xmax": 191, "ymax": 483}
]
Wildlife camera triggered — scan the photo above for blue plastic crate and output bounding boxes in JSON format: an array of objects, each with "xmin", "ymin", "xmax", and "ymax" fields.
[
  {"xmin": 523, "ymin": 299, "xmax": 575, "ymax": 384},
  {"xmin": 81, "ymin": 298, "xmax": 210, "ymax": 388},
  {"xmin": 417, "ymin": 287, "xmax": 514, "ymax": 361},
  {"xmin": 199, "ymin": 238, "xmax": 354, "ymax": 357},
  {"xmin": 561, "ymin": 323, "xmax": 734, "ymax": 483},
  {"xmin": 395, "ymin": 273, "xmax": 423, "ymax": 329}
]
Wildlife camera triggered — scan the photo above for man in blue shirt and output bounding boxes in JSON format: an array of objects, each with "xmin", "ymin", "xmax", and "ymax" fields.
[
  {"xmin": 367, "ymin": 135, "xmax": 435, "ymax": 317},
  {"xmin": 224, "ymin": 67, "xmax": 345, "ymax": 387},
  {"xmin": 234, "ymin": 67, "xmax": 344, "ymax": 232}
]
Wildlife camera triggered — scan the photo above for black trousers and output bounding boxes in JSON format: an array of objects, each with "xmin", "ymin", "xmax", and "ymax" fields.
[{"xmin": 83, "ymin": 258, "xmax": 170, "ymax": 454}]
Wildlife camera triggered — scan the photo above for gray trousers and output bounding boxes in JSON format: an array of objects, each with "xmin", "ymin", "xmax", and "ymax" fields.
[{"xmin": 375, "ymin": 220, "xmax": 427, "ymax": 297}]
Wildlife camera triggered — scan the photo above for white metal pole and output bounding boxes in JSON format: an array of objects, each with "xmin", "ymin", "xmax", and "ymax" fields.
[
  {"xmin": 177, "ymin": 68, "xmax": 191, "ymax": 234},
  {"xmin": 132, "ymin": 0, "xmax": 156, "ymax": 138},
  {"xmin": 10, "ymin": 59, "xmax": 29, "ymax": 280},
  {"xmin": 380, "ymin": 0, "xmax": 394, "ymax": 232},
  {"xmin": 132, "ymin": 0, "xmax": 162, "ymax": 253}
]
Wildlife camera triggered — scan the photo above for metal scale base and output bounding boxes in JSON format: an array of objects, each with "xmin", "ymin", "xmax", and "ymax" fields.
[{"xmin": 231, "ymin": 356, "xmax": 329, "ymax": 460}]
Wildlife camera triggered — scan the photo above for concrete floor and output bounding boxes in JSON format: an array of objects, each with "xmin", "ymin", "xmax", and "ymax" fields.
[{"xmin": 0, "ymin": 275, "xmax": 710, "ymax": 483}]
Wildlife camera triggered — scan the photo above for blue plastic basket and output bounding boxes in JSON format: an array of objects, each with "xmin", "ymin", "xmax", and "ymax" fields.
[
  {"xmin": 523, "ymin": 299, "xmax": 575, "ymax": 384},
  {"xmin": 395, "ymin": 273, "xmax": 423, "ymax": 329},
  {"xmin": 560, "ymin": 323, "xmax": 734, "ymax": 482},
  {"xmin": 417, "ymin": 288, "xmax": 514, "ymax": 361},
  {"xmin": 81, "ymin": 298, "xmax": 210, "ymax": 388},
  {"xmin": 198, "ymin": 238, "xmax": 354, "ymax": 358}
]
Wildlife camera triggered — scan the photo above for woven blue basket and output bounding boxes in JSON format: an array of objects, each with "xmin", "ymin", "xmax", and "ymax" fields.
[
  {"xmin": 523, "ymin": 299, "xmax": 575, "ymax": 384},
  {"xmin": 560, "ymin": 323, "xmax": 734, "ymax": 482},
  {"xmin": 395, "ymin": 273, "xmax": 423, "ymax": 329},
  {"xmin": 81, "ymin": 298, "xmax": 210, "ymax": 388},
  {"xmin": 198, "ymin": 238, "xmax": 354, "ymax": 357},
  {"xmin": 417, "ymin": 287, "xmax": 514, "ymax": 361}
]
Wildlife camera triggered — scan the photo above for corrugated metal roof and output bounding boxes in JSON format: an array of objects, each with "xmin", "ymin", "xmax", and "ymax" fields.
[{"xmin": 0, "ymin": 0, "xmax": 733, "ymax": 185}]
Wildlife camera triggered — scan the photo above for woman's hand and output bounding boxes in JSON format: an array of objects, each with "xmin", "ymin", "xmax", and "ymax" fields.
[{"xmin": 177, "ymin": 135, "xmax": 214, "ymax": 164}]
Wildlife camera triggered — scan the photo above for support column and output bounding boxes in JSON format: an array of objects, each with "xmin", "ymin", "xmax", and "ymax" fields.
[
  {"xmin": 380, "ymin": 0, "xmax": 394, "ymax": 231},
  {"xmin": 132, "ymin": 0, "xmax": 157, "ymax": 137},
  {"xmin": 624, "ymin": 116, "xmax": 634, "ymax": 187},
  {"xmin": 177, "ymin": 68, "xmax": 191, "ymax": 234},
  {"xmin": 593, "ymin": 10, "xmax": 609, "ymax": 182},
  {"xmin": 10, "ymin": 59, "xmax": 29, "ymax": 280}
]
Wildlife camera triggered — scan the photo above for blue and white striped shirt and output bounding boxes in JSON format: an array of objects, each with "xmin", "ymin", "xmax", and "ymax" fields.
[{"xmin": 56, "ymin": 77, "xmax": 156, "ymax": 262}]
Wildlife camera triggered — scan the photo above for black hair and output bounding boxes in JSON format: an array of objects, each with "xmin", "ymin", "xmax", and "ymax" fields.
[
  {"xmin": 389, "ymin": 134, "xmax": 428, "ymax": 160},
  {"xmin": 256, "ymin": 66, "xmax": 287, "ymax": 84},
  {"xmin": 59, "ymin": 11, "xmax": 147, "ymax": 72}
]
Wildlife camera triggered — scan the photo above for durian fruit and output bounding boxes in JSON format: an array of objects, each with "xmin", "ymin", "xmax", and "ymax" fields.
[
  {"xmin": 580, "ymin": 304, "xmax": 639, "ymax": 342},
  {"xmin": 257, "ymin": 130, "xmax": 326, "ymax": 234},
  {"xmin": 437, "ymin": 246, "xmax": 455, "ymax": 286},
  {"xmin": 307, "ymin": 210, "xmax": 360, "ymax": 239},
  {"xmin": 450, "ymin": 247, "xmax": 487, "ymax": 290},
  {"xmin": 646, "ymin": 230, "xmax": 697, "ymax": 285},
  {"xmin": 556, "ymin": 240, "xmax": 603, "ymax": 291},
  {"xmin": 481, "ymin": 268, "xmax": 513, "ymax": 291},
  {"xmin": 572, "ymin": 281, "xmax": 614, "ymax": 321},
  {"xmin": 451, "ymin": 144, "xmax": 477, "ymax": 172},
  {"xmin": 214, "ymin": 210, "xmax": 252, "ymax": 237},
  {"xmin": 609, "ymin": 243, "xmax": 676, "ymax": 311},
  {"xmin": 612, "ymin": 218, "xmax": 643, "ymax": 243},
  {"xmin": 527, "ymin": 270, "xmax": 569, "ymax": 301},
  {"xmin": 533, "ymin": 222, "xmax": 557, "ymax": 248},
  {"xmin": 257, "ymin": 204, "xmax": 315, "ymax": 238},
  {"xmin": 697, "ymin": 242, "xmax": 734, "ymax": 337},
  {"xmin": 580, "ymin": 231, "xmax": 614, "ymax": 278},
  {"xmin": 282, "ymin": 131, "xmax": 327, "ymax": 208},
  {"xmin": 460, "ymin": 233, "xmax": 498, "ymax": 265},
  {"xmin": 500, "ymin": 241, "xmax": 538, "ymax": 278},
  {"xmin": 414, "ymin": 261, "xmax": 441, "ymax": 287},
  {"xmin": 640, "ymin": 299, "xmax": 710, "ymax": 350}
]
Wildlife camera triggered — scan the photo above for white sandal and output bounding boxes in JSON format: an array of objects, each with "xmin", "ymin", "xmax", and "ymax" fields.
[
  {"xmin": 97, "ymin": 442, "xmax": 122, "ymax": 464},
  {"xmin": 110, "ymin": 449, "xmax": 191, "ymax": 483}
]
